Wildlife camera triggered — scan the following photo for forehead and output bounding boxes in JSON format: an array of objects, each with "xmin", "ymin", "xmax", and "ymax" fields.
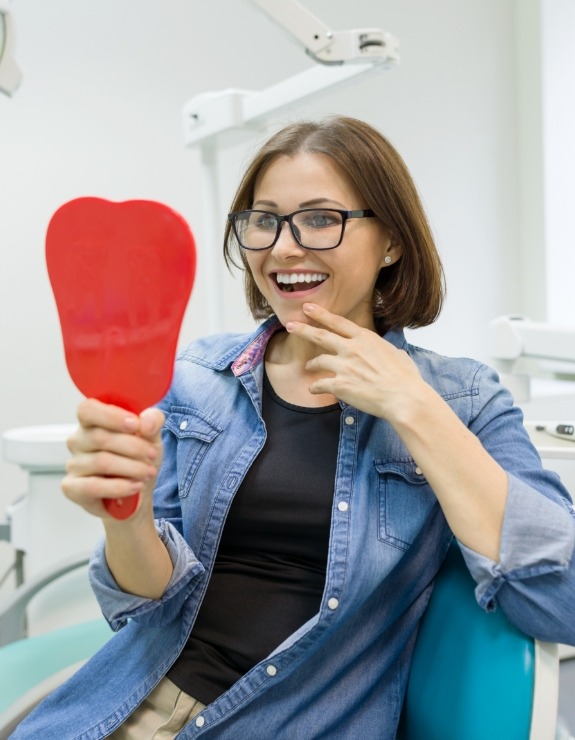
[{"xmin": 253, "ymin": 152, "xmax": 361, "ymax": 204}]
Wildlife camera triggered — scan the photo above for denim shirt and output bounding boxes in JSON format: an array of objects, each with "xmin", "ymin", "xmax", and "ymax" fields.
[{"xmin": 13, "ymin": 318, "xmax": 575, "ymax": 740}]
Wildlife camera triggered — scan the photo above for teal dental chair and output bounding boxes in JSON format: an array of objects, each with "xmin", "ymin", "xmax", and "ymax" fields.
[
  {"xmin": 0, "ymin": 556, "xmax": 113, "ymax": 738},
  {"xmin": 401, "ymin": 543, "xmax": 559, "ymax": 739},
  {"xmin": 0, "ymin": 544, "xmax": 559, "ymax": 739}
]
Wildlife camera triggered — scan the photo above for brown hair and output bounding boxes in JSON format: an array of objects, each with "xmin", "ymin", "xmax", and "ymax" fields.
[{"xmin": 224, "ymin": 116, "xmax": 445, "ymax": 329}]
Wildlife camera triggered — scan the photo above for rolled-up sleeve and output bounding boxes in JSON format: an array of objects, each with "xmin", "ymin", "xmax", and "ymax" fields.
[
  {"xmin": 459, "ymin": 473, "xmax": 575, "ymax": 644},
  {"xmin": 89, "ymin": 518, "xmax": 205, "ymax": 632}
]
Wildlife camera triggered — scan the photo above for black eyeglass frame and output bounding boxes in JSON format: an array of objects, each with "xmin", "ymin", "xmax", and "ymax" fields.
[{"xmin": 227, "ymin": 208, "xmax": 376, "ymax": 251}]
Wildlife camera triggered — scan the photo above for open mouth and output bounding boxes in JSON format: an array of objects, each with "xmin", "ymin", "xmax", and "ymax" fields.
[{"xmin": 274, "ymin": 272, "xmax": 328, "ymax": 293}]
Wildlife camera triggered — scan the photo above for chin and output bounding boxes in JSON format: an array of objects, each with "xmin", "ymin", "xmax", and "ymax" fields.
[{"xmin": 273, "ymin": 305, "xmax": 313, "ymax": 327}]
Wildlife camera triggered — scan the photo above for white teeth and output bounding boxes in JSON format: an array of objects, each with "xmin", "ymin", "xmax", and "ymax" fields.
[{"xmin": 276, "ymin": 272, "xmax": 328, "ymax": 285}]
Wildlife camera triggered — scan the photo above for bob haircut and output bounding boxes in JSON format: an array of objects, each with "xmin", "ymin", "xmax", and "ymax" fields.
[{"xmin": 224, "ymin": 116, "xmax": 445, "ymax": 329}]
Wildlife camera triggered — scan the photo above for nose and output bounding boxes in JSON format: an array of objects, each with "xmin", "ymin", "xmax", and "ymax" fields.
[{"xmin": 270, "ymin": 220, "xmax": 306, "ymax": 259}]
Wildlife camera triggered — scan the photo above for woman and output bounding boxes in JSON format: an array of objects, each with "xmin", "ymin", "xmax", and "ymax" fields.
[{"xmin": 13, "ymin": 116, "xmax": 575, "ymax": 739}]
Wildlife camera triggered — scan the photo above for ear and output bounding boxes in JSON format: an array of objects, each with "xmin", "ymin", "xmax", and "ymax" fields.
[{"xmin": 381, "ymin": 239, "xmax": 403, "ymax": 267}]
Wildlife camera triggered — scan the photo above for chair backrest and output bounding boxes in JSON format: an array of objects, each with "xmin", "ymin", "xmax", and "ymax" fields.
[{"xmin": 401, "ymin": 542, "xmax": 559, "ymax": 740}]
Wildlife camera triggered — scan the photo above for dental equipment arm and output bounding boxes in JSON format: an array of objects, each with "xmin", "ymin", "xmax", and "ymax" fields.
[
  {"xmin": 488, "ymin": 316, "xmax": 575, "ymax": 365},
  {"xmin": 0, "ymin": 2, "xmax": 22, "ymax": 97},
  {"xmin": 251, "ymin": 0, "xmax": 399, "ymax": 66},
  {"xmin": 488, "ymin": 315, "xmax": 575, "ymax": 401},
  {"xmin": 182, "ymin": 0, "xmax": 399, "ymax": 146}
]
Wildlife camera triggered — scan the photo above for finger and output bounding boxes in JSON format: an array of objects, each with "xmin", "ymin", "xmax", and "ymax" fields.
[
  {"xmin": 305, "ymin": 353, "xmax": 340, "ymax": 374},
  {"xmin": 285, "ymin": 321, "xmax": 341, "ymax": 353},
  {"xmin": 61, "ymin": 474, "xmax": 144, "ymax": 513},
  {"xmin": 301, "ymin": 303, "xmax": 361, "ymax": 338},
  {"xmin": 66, "ymin": 450, "xmax": 157, "ymax": 482},
  {"xmin": 67, "ymin": 425, "xmax": 158, "ymax": 464},
  {"xmin": 77, "ymin": 398, "xmax": 140, "ymax": 434}
]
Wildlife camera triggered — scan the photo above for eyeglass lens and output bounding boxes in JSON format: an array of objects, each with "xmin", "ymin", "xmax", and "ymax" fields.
[{"xmin": 234, "ymin": 209, "xmax": 345, "ymax": 250}]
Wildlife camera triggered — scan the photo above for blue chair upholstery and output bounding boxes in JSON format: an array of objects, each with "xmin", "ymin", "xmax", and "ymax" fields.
[
  {"xmin": 0, "ymin": 618, "xmax": 112, "ymax": 715},
  {"xmin": 0, "ymin": 554, "xmax": 114, "ymax": 736},
  {"xmin": 402, "ymin": 542, "xmax": 558, "ymax": 740}
]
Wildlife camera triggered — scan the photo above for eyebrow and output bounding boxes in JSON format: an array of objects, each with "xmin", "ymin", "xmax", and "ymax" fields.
[{"xmin": 252, "ymin": 197, "xmax": 347, "ymax": 210}]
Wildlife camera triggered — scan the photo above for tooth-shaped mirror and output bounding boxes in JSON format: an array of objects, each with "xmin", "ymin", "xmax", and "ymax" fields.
[{"xmin": 46, "ymin": 197, "xmax": 196, "ymax": 518}]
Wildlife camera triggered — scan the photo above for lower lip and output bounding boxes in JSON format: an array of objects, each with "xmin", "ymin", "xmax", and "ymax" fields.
[{"xmin": 272, "ymin": 280, "xmax": 326, "ymax": 299}]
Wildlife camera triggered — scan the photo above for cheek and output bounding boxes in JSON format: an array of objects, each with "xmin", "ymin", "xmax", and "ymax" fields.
[{"xmin": 245, "ymin": 255, "xmax": 269, "ymax": 291}]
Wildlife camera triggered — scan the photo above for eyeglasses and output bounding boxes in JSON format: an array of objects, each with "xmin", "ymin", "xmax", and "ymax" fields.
[{"xmin": 227, "ymin": 208, "xmax": 376, "ymax": 251}]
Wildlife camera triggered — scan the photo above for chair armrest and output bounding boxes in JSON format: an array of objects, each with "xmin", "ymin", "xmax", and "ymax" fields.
[{"xmin": 0, "ymin": 553, "xmax": 91, "ymax": 647}]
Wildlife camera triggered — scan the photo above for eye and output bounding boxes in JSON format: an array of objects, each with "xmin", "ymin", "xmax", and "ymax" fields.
[
  {"xmin": 301, "ymin": 210, "xmax": 341, "ymax": 229},
  {"xmin": 254, "ymin": 212, "xmax": 278, "ymax": 230}
]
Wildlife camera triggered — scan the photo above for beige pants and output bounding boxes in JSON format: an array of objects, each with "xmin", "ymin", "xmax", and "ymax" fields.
[{"xmin": 108, "ymin": 677, "xmax": 206, "ymax": 739}]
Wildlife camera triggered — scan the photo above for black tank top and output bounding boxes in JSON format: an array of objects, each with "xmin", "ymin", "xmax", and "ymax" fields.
[{"xmin": 167, "ymin": 372, "xmax": 341, "ymax": 704}]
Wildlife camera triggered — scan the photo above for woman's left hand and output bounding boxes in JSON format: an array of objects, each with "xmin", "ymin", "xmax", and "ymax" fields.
[
  {"xmin": 287, "ymin": 303, "xmax": 509, "ymax": 562},
  {"xmin": 285, "ymin": 303, "xmax": 430, "ymax": 421}
]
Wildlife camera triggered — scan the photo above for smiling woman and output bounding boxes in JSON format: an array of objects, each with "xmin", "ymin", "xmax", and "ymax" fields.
[
  {"xmin": 11, "ymin": 115, "xmax": 575, "ymax": 740},
  {"xmin": 224, "ymin": 117, "xmax": 444, "ymax": 330},
  {"xmin": 235, "ymin": 149, "xmax": 394, "ymax": 334}
]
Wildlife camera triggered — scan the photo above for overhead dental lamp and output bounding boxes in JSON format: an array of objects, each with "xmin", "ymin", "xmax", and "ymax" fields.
[{"xmin": 0, "ymin": 2, "xmax": 22, "ymax": 96}]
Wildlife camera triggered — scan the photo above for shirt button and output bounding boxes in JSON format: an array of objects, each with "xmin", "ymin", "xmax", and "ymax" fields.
[
  {"xmin": 344, "ymin": 416, "xmax": 355, "ymax": 425},
  {"xmin": 179, "ymin": 420, "xmax": 188, "ymax": 431},
  {"xmin": 195, "ymin": 716, "xmax": 205, "ymax": 728},
  {"xmin": 414, "ymin": 466, "xmax": 423, "ymax": 475},
  {"xmin": 327, "ymin": 597, "xmax": 339, "ymax": 610},
  {"xmin": 266, "ymin": 664, "xmax": 277, "ymax": 676},
  {"xmin": 337, "ymin": 501, "xmax": 349, "ymax": 512}
]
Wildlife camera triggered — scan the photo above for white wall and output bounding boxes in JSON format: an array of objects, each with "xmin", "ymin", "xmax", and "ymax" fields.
[
  {"xmin": 514, "ymin": 0, "xmax": 575, "ymax": 325},
  {"xmin": 541, "ymin": 0, "xmax": 575, "ymax": 326},
  {"xmin": 0, "ymin": 0, "xmax": 528, "ymax": 596}
]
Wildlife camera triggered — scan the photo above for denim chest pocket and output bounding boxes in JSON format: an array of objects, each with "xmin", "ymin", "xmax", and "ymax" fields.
[
  {"xmin": 165, "ymin": 407, "xmax": 222, "ymax": 498},
  {"xmin": 375, "ymin": 461, "xmax": 438, "ymax": 550}
]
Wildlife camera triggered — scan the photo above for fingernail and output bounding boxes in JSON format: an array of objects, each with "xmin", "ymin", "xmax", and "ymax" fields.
[
  {"xmin": 285, "ymin": 322, "xmax": 295, "ymax": 332},
  {"xmin": 303, "ymin": 303, "xmax": 316, "ymax": 313}
]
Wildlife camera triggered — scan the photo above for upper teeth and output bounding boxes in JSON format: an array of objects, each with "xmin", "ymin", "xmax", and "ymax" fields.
[{"xmin": 276, "ymin": 273, "xmax": 328, "ymax": 284}]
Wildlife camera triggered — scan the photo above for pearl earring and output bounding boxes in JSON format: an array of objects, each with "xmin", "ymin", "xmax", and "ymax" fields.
[{"xmin": 384, "ymin": 256, "xmax": 392, "ymax": 264}]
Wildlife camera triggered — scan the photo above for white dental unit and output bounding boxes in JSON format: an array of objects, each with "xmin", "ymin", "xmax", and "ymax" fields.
[
  {"xmin": 487, "ymin": 315, "xmax": 575, "ymax": 454},
  {"xmin": 1, "ymin": 426, "xmax": 103, "ymax": 636},
  {"xmin": 488, "ymin": 315, "xmax": 575, "ymax": 666}
]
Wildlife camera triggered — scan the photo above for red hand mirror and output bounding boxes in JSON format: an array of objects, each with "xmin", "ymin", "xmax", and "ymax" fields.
[{"xmin": 46, "ymin": 197, "xmax": 196, "ymax": 519}]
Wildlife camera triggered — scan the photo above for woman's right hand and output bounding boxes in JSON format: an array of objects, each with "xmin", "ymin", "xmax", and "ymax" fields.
[{"xmin": 62, "ymin": 398, "xmax": 165, "ymax": 522}]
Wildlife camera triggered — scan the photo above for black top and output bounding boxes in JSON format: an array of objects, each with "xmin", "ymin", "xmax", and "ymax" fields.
[{"xmin": 167, "ymin": 373, "xmax": 340, "ymax": 704}]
